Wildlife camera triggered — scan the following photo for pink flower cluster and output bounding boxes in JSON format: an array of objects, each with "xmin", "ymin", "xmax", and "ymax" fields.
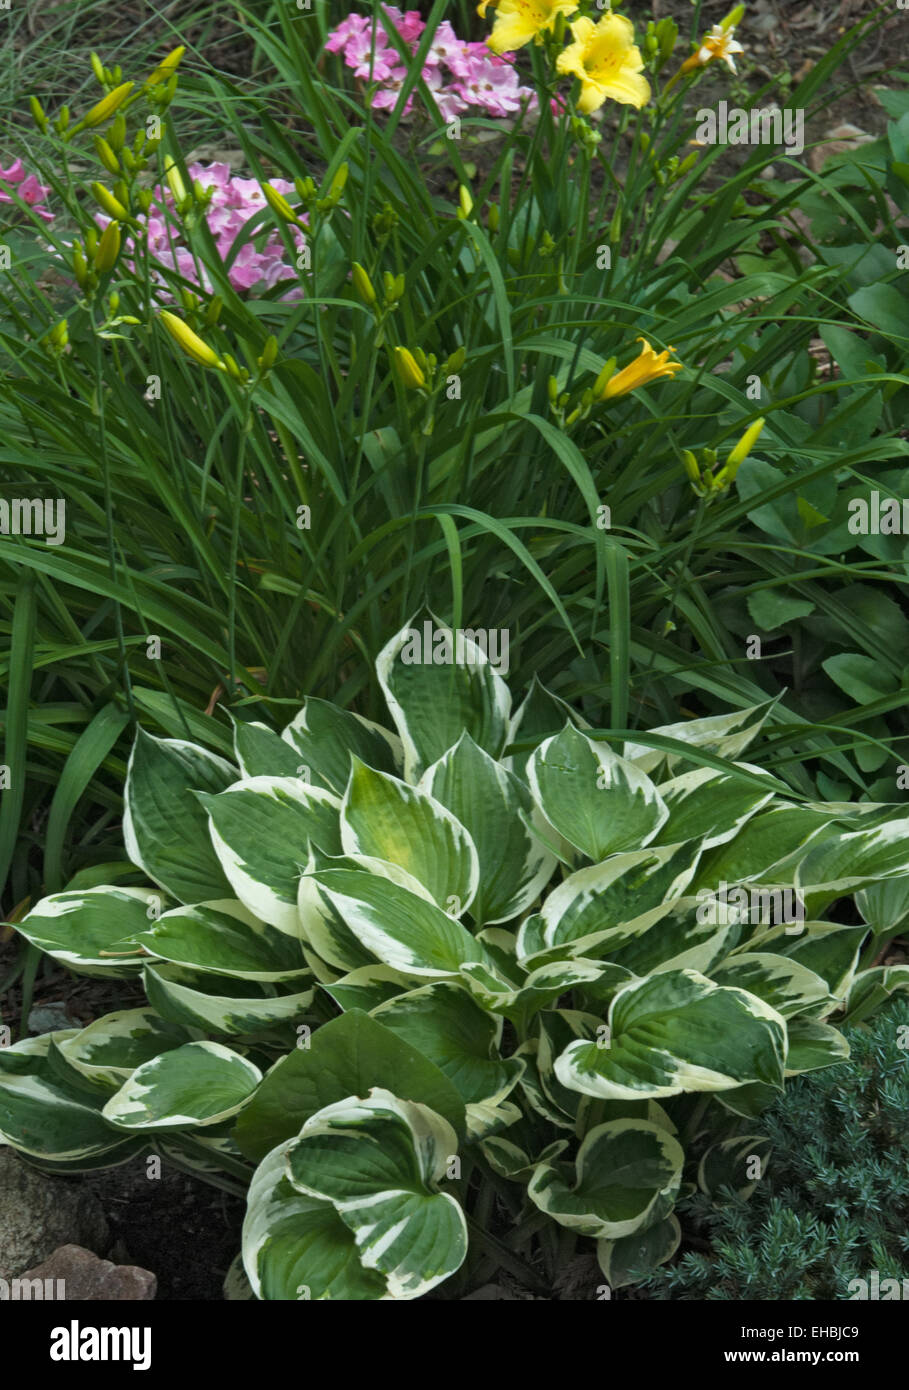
[
  {"xmin": 100, "ymin": 162, "xmax": 305, "ymax": 297},
  {"xmin": 326, "ymin": 6, "xmax": 537, "ymax": 121},
  {"xmin": 0, "ymin": 159, "xmax": 54, "ymax": 222}
]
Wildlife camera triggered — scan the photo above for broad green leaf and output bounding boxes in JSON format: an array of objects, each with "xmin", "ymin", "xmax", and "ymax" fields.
[
  {"xmin": 709, "ymin": 952, "xmax": 832, "ymax": 1019},
  {"xmin": 842, "ymin": 964, "xmax": 909, "ymax": 1024},
  {"xmin": 622, "ymin": 700, "xmax": 776, "ymax": 775},
  {"xmin": 123, "ymin": 730, "xmax": 236, "ymax": 903},
  {"xmin": 198, "ymin": 777, "xmax": 342, "ymax": 933},
  {"xmin": 784, "ymin": 1018, "xmax": 850, "ymax": 1075},
  {"xmin": 763, "ymin": 922, "xmax": 867, "ymax": 999},
  {"xmin": 281, "ymin": 697, "xmax": 400, "ymax": 792},
  {"xmin": 144, "ymin": 963, "xmax": 314, "ymax": 1036},
  {"xmin": 420, "ymin": 733, "xmax": 556, "ymax": 925},
  {"xmin": 697, "ymin": 1134, "xmax": 772, "ymax": 1198},
  {"xmin": 856, "ymin": 877, "xmax": 909, "ymax": 936},
  {"xmin": 299, "ymin": 869, "xmax": 490, "ymax": 979},
  {"xmin": 102, "ymin": 1040, "xmax": 262, "ymax": 1130},
  {"xmin": 233, "ymin": 1010, "xmax": 466, "ymax": 1162},
  {"xmin": 0, "ymin": 1034, "xmax": 139, "ymax": 1164},
  {"xmin": 233, "ymin": 719, "xmax": 302, "ymax": 779},
  {"xmin": 651, "ymin": 765, "xmax": 776, "ymax": 849},
  {"xmin": 341, "ymin": 759, "xmax": 478, "ymax": 914},
  {"xmin": 528, "ymin": 725, "xmax": 667, "ymax": 862},
  {"xmin": 242, "ymin": 1140, "xmax": 385, "ymax": 1301},
  {"xmin": 746, "ymin": 590, "xmax": 815, "ymax": 631},
  {"xmin": 137, "ymin": 900, "xmax": 310, "ymax": 981},
  {"xmin": 285, "ymin": 1090, "xmax": 467, "ymax": 1299},
  {"xmin": 376, "ymin": 615, "xmax": 512, "ymax": 780},
  {"xmin": 57, "ymin": 1009, "xmax": 193, "ymax": 1088},
  {"xmin": 528, "ymin": 1119, "xmax": 684, "ymax": 1239},
  {"xmin": 796, "ymin": 818, "xmax": 909, "ymax": 895},
  {"xmin": 506, "ymin": 675, "xmax": 588, "ymax": 779},
  {"xmin": 597, "ymin": 1214, "xmax": 681, "ymax": 1289},
  {"xmin": 13, "ymin": 886, "xmax": 154, "ymax": 976},
  {"xmin": 822, "ymin": 653, "xmax": 899, "ymax": 704},
  {"xmin": 556, "ymin": 969, "xmax": 787, "ymax": 1101}
]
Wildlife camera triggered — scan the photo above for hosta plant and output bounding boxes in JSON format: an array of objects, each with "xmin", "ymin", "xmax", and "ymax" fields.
[{"xmin": 3, "ymin": 619, "xmax": 909, "ymax": 1299}]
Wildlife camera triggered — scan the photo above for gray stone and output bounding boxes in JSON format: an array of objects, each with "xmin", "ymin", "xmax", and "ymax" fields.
[
  {"xmin": 17, "ymin": 1244, "xmax": 156, "ymax": 1300},
  {"xmin": 0, "ymin": 1148, "xmax": 109, "ymax": 1280}
]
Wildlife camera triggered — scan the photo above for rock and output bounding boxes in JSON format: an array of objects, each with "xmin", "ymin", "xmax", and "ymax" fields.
[
  {"xmin": 0, "ymin": 1148, "xmax": 109, "ymax": 1281},
  {"xmin": 17, "ymin": 1245, "xmax": 156, "ymax": 1301}
]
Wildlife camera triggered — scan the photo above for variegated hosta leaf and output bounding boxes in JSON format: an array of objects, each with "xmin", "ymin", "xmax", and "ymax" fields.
[
  {"xmin": 528, "ymin": 725, "xmax": 668, "ymax": 862},
  {"xmin": 322, "ymin": 964, "xmax": 413, "ymax": 1013},
  {"xmin": 123, "ymin": 729, "xmax": 237, "ymax": 903},
  {"xmin": 528, "ymin": 1119, "xmax": 684, "ymax": 1239},
  {"xmin": 856, "ymin": 877, "xmax": 909, "ymax": 937},
  {"xmin": 233, "ymin": 719, "xmax": 302, "ymax": 779},
  {"xmin": 0, "ymin": 1033, "xmax": 140, "ymax": 1164},
  {"xmin": 505, "ymin": 675, "xmax": 588, "ymax": 781},
  {"xmin": 369, "ymin": 981, "xmax": 523, "ymax": 1136},
  {"xmin": 597, "ymin": 1214, "xmax": 681, "ymax": 1289},
  {"xmin": 340, "ymin": 759, "xmax": 478, "ymax": 914},
  {"xmin": 481, "ymin": 1134, "xmax": 570, "ymax": 1183},
  {"xmin": 459, "ymin": 958, "xmax": 617, "ymax": 1029},
  {"xmin": 197, "ymin": 777, "xmax": 342, "ymax": 933},
  {"xmin": 651, "ymin": 765, "xmax": 776, "ymax": 850},
  {"xmin": 143, "ymin": 963, "xmax": 314, "ymax": 1036},
  {"xmin": 528, "ymin": 847, "xmax": 699, "ymax": 962},
  {"xmin": 281, "ymin": 697, "xmax": 400, "ymax": 793},
  {"xmin": 555, "ymin": 969, "xmax": 787, "ymax": 1101},
  {"xmin": 419, "ymin": 733, "xmax": 556, "ymax": 925},
  {"xmin": 300, "ymin": 868, "xmax": 492, "ymax": 979},
  {"xmin": 622, "ymin": 699, "xmax": 776, "ymax": 775},
  {"xmin": 709, "ymin": 952, "xmax": 833, "ymax": 1020},
  {"xmin": 376, "ymin": 614, "xmax": 512, "ymax": 781},
  {"xmin": 534, "ymin": 1009, "xmax": 603, "ymax": 1123},
  {"xmin": 745, "ymin": 922, "xmax": 866, "ymax": 1000},
  {"xmin": 232, "ymin": 1009, "xmax": 466, "ymax": 1163},
  {"xmin": 136, "ymin": 900, "xmax": 310, "ymax": 981},
  {"xmin": 285, "ymin": 1090, "xmax": 467, "ymax": 1299},
  {"xmin": 56, "ymin": 1008, "xmax": 193, "ymax": 1089},
  {"xmin": 13, "ymin": 887, "xmax": 155, "ymax": 977},
  {"xmin": 796, "ymin": 818, "xmax": 909, "ymax": 897},
  {"xmin": 697, "ymin": 1134, "xmax": 773, "ymax": 1199},
  {"xmin": 575, "ymin": 899, "xmax": 738, "ymax": 981},
  {"xmin": 843, "ymin": 964, "xmax": 909, "ymax": 1025},
  {"xmin": 691, "ymin": 804, "xmax": 843, "ymax": 894},
  {"xmin": 101, "ymin": 1041, "xmax": 262, "ymax": 1130},
  {"xmin": 784, "ymin": 1019, "xmax": 849, "ymax": 1075},
  {"xmin": 243, "ymin": 1140, "xmax": 386, "ymax": 1300}
]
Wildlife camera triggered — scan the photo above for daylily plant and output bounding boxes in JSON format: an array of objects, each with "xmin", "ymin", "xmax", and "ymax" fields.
[{"xmin": 2, "ymin": 621, "xmax": 907, "ymax": 1298}]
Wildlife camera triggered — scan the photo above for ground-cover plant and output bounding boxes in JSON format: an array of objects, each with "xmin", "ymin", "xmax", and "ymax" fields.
[
  {"xmin": 1, "ymin": 6, "xmax": 907, "ymax": 1000},
  {"xmin": 640, "ymin": 996, "xmax": 909, "ymax": 1299},
  {"xmin": 2, "ymin": 623, "xmax": 909, "ymax": 1298}
]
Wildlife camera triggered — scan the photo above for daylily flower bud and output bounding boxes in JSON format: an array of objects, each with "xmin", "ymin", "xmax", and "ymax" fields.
[
  {"xmin": 203, "ymin": 297, "xmax": 223, "ymax": 327},
  {"xmin": 682, "ymin": 450, "xmax": 701, "ymax": 484},
  {"xmin": 594, "ymin": 357, "xmax": 617, "ymax": 397},
  {"xmin": 446, "ymin": 346, "xmax": 466, "ymax": 374},
  {"xmin": 222, "ymin": 353, "xmax": 250, "ymax": 384},
  {"xmin": 72, "ymin": 244, "xmax": 88, "ymax": 288},
  {"xmin": 159, "ymin": 310, "xmax": 226, "ymax": 371},
  {"xmin": 108, "ymin": 114, "xmax": 126, "ymax": 152},
  {"xmin": 90, "ymin": 52, "xmax": 106, "ymax": 85},
  {"xmin": 488, "ymin": 202, "xmax": 500, "ymax": 232},
  {"xmin": 328, "ymin": 163, "xmax": 348, "ymax": 203},
  {"xmin": 263, "ymin": 182, "xmax": 300, "ymax": 224},
  {"xmin": 164, "ymin": 158, "xmax": 188, "ymax": 206},
  {"xmin": 548, "ymin": 375, "xmax": 559, "ymax": 405},
  {"xmin": 79, "ymin": 81, "xmax": 134, "ymax": 130},
  {"xmin": 715, "ymin": 417, "xmax": 766, "ymax": 488},
  {"xmin": 94, "ymin": 135, "xmax": 120, "ymax": 176},
  {"xmin": 93, "ymin": 219, "xmax": 121, "ymax": 272},
  {"xmin": 458, "ymin": 185, "xmax": 473, "ymax": 219},
  {"xmin": 352, "ymin": 262, "xmax": 377, "ymax": 305},
  {"xmin": 393, "ymin": 346, "xmax": 426, "ymax": 390},
  {"xmin": 145, "ymin": 45, "xmax": 186, "ymax": 89},
  {"xmin": 257, "ymin": 335, "xmax": 279, "ymax": 371},
  {"xmin": 29, "ymin": 96, "xmax": 48, "ymax": 132},
  {"xmin": 90, "ymin": 182, "xmax": 128, "ymax": 219}
]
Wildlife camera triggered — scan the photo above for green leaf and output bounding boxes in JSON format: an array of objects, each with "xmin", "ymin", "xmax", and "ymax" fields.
[
  {"xmin": 556, "ymin": 969, "xmax": 787, "ymax": 1101},
  {"xmin": 340, "ymin": 759, "xmax": 478, "ymax": 913},
  {"xmin": 123, "ymin": 729, "xmax": 237, "ymax": 904},
  {"xmin": 697, "ymin": 1134, "xmax": 772, "ymax": 1199},
  {"xmin": 137, "ymin": 899, "xmax": 310, "ymax": 981},
  {"xmin": 281, "ymin": 698, "xmax": 400, "ymax": 792},
  {"xmin": 528, "ymin": 725, "xmax": 668, "ymax": 862},
  {"xmin": 847, "ymin": 282, "xmax": 909, "ymax": 336},
  {"xmin": 796, "ymin": 818, "xmax": 909, "ymax": 894},
  {"xmin": 233, "ymin": 1010, "xmax": 466, "ymax": 1162},
  {"xmin": 102, "ymin": 1041, "xmax": 262, "ymax": 1130},
  {"xmin": 144, "ymin": 963, "xmax": 314, "ymax": 1036},
  {"xmin": 14, "ymin": 886, "xmax": 154, "ymax": 976},
  {"xmin": 597, "ymin": 1214, "xmax": 681, "ymax": 1289},
  {"xmin": 652, "ymin": 765, "xmax": 776, "ymax": 849},
  {"xmin": 285, "ymin": 1090, "xmax": 467, "ymax": 1300},
  {"xmin": 822, "ymin": 653, "xmax": 898, "ymax": 704},
  {"xmin": 746, "ymin": 590, "xmax": 816, "ymax": 632},
  {"xmin": 233, "ymin": 720, "xmax": 302, "ymax": 779},
  {"xmin": 56, "ymin": 1008, "xmax": 193, "ymax": 1089},
  {"xmin": 528, "ymin": 1119, "xmax": 684, "ymax": 1239}
]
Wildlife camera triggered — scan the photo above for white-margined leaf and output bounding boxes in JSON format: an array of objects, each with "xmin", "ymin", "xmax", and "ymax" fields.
[
  {"xmin": 709, "ymin": 952, "xmax": 833, "ymax": 1020},
  {"xmin": 340, "ymin": 759, "xmax": 478, "ymax": 913},
  {"xmin": 597, "ymin": 1214, "xmax": 681, "ymax": 1289},
  {"xmin": 419, "ymin": 733, "xmax": 556, "ymax": 925},
  {"xmin": 528, "ymin": 1119, "xmax": 684, "ymax": 1239},
  {"xmin": 651, "ymin": 765, "xmax": 776, "ymax": 850},
  {"xmin": 57, "ymin": 1009, "xmax": 193, "ymax": 1088},
  {"xmin": 843, "ymin": 964, "xmax": 909, "ymax": 1024},
  {"xmin": 197, "ymin": 777, "xmax": 342, "ymax": 933},
  {"xmin": 622, "ymin": 699, "xmax": 777, "ymax": 775},
  {"xmin": 376, "ymin": 614, "xmax": 512, "ymax": 780},
  {"xmin": 123, "ymin": 730, "xmax": 237, "ymax": 903},
  {"xmin": 136, "ymin": 900, "xmax": 309, "ymax": 981},
  {"xmin": 233, "ymin": 719, "xmax": 302, "ymax": 779},
  {"xmin": 555, "ymin": 969, "xmax": 787, "ymax": 1101},
  {"xmin": 528, "ymin": 725, "xmax": 668, "ymax": 862},
  {"xmin": 13, "ymin": 887, "xmax": 156, "ymax": 976},
  {"xmin": 143, "ymin": 963, "xmax": 314, "ymax": 1036},
  {"xmin": 697, "ymin": 1134, "xmax": 772, "ymax": 1198},
  {"xmin": 102, "ymin": 1040, "xmax": 262, "ymax": 1130},
  {"xmin": 691, "ymin": 805, "xmax": 844, "ymax": 894},
  {"xmin": 505, "ymin": 675, "xmax": 589, "ymax": 781},
  {"xmin": 285, "ymin": 1089, "xmax": 467, "ymax": 1299},
  {"xmin": 784, "ymin": 1019, "xmax": 850, "ymax": 1075},
  {"xmin": 796, "ymin": 818, "xmax": 909, "ymax": 896},
  {"xmin": 281, "ymin": 697, "xmax": 400, "ymax": 793}
]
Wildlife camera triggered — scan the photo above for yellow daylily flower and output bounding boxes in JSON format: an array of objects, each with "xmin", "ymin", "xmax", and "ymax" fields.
[
  {"xmin": 556, "ymin": 14, "xmax": 651, "ymax": 114},
  {"xmin": 476, "ymin": 0, "xmax": 495, "ymax": 15},
  {"xmin": 597, "ymin": 337, "xmax": 682, "ymax": 400},
  {"xmin": 487, "ymin": 0, "xmax": 579, "ymax": 57}
]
